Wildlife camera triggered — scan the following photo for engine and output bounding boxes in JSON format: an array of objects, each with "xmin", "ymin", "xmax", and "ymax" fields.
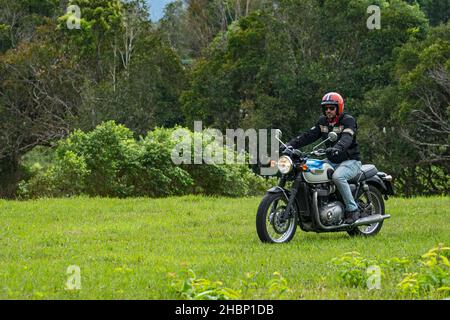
[
  {"xmin": 316, "ymin": 184, "xmax": 344, "ymax": 226},
  {"xmin": 319, "ymin": 201, "xmax": 345, "ymax": 226}
]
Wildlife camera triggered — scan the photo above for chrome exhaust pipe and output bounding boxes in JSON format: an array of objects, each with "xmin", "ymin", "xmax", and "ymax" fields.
[{"xmin": 353, "ymin": 214, "xmax": 391, "ymax": 227}]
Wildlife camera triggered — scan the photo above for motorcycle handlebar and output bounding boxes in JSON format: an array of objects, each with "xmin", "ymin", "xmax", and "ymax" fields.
[
  {"xmin": 281, "ymin": 148, "xmax": 326, "ymax": 158},
  {"xmin": 281, "ymin": 147, "xmax": 303, "ymax": 157},
  {"xmin": 310, "ymin": 149, "xmax": 326, "ymax": 157}
]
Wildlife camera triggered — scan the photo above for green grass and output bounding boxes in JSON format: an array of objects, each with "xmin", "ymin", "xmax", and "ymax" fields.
[{"xmin": 0, "ymin": 195, "xmax": 448, "ymax": 299}]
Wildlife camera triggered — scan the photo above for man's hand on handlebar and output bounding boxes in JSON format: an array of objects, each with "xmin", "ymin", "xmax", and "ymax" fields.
[
  {"xmin": 326, "ymin": 147, "xmax": 341, "ymax": 158},
  {"xmin": 279, "ymin": 145, "xmax": 305, "ymax": 158},
  {"xmin": 279, "ymin": 144, "xmax": 293, "ymax": 154}
]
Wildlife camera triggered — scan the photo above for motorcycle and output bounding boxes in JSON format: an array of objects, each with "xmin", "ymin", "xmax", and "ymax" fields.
[{"xmin": 256, "ymin": 130, "xmax": 395, "ymax": 243}]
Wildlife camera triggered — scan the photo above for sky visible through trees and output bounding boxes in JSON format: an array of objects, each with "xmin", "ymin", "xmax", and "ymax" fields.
[{"xmin": 147, "ymin": 0, "xmax": 174, "ymax": 21}]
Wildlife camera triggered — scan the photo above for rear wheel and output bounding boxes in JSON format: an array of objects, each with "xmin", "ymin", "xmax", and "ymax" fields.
[
  {"xmin": 347, "ymin": 185, "xmax": 385, "ymax": 237},
  {"xmin": 256, "ymin": 192, "xmax": 298, "ymax": 243}
]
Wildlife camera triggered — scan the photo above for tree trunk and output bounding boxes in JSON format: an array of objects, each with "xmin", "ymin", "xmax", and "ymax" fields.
[{"xmin": 0, "ymin": 154, "xmax": 22, "ymax": 199}]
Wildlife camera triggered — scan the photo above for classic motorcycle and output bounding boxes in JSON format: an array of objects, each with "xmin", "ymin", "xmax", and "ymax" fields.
[{"xmin": 256, "ymin": 130, "xmax": 395, "ymax": 243}]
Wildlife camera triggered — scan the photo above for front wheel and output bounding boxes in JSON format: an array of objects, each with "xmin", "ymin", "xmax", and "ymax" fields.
[
  {"xmin": 256, "ymin": 192, "xmax": 298, "ymax": 243},
  {"xmin": 347, "ymin": 184, "xmax": 385, "ymax": 237}
]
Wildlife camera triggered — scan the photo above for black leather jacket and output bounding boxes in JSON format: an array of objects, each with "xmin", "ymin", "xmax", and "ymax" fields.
[{"xmin": 287, "ymin": 113, "xmax": 361, "ymax": 163}]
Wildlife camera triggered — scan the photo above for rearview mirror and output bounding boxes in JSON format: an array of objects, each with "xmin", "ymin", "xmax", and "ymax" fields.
[
  {"xmin": 328, "ymin": 132, "xmax": 338, "ymax": 142},
  {"xmin": 275, "ymin": 129, "xmax": 282, "ymax": 139}
]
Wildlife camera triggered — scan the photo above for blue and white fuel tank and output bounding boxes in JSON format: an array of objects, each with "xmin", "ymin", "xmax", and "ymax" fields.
[{"xmin": 302, "ymin": 159, "xmax": 334, "ymax": 184}]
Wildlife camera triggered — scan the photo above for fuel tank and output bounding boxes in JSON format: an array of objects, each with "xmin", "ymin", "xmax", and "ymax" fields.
[{"xmin": 302, "ymin": 159, "xmax": 334, "ymax": 184}]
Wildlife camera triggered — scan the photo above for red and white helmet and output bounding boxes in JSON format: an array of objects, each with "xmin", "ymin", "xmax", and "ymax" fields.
[{"xmin": 321, "ymin": 92, "xmax": 344, "ymax": 116}]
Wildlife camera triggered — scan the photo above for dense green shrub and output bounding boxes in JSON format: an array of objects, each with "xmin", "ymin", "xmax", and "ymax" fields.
[
  {"xmin": 18, "ymin": 148, "xmax": 89, "ymax": 198},
  {"xmin": 56, "ymin": 121, "xmax": 142, "ymax": 197},
  {"xmin": 18, "ymin": 121, "xmax": 272, "ymax": 198},
  {"xmin": 136, "ymin": 128, "xmax": 194, "ymax": 197}
]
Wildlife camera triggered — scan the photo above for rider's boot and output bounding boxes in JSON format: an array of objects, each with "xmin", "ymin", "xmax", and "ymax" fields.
[{"xmin": 344, "ymin": 208, "xmax": 361, "ymax": 224}]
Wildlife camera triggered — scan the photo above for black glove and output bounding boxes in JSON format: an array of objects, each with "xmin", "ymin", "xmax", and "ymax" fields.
[
  {"xmin": 326, "ymin": 147, "xmax": 341, "ymax": 158},
  {"xmin": 279, "ymin": 144, "xmax": 293, "ymax": 154}
]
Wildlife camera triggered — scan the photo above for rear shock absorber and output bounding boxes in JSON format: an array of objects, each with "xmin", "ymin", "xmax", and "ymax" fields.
[{"xmin": 362, "ymin": 182, "xmax": 374, "ymax": 214}]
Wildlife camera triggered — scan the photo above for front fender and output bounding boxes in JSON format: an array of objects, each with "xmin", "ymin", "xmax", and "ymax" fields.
[
  {"xmin": 267, "ymin": 186, "xmax": 290, "ymax": 201},
  {"xmin": 266, "ymin": 186, "xmax": 302, "ymax": 217}
]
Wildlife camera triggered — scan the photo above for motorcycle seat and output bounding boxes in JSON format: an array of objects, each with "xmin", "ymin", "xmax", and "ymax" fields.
[{"xmin": 348, "ymin": 164, "xmax": 378, "ymax": 183}]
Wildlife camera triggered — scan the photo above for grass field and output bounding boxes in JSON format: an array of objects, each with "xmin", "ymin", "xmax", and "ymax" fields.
[{"xmin": 0, "ymin": 195, "xmax": 448, "ymax": 299}]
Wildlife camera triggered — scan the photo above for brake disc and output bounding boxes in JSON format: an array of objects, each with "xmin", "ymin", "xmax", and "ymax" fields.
[{"xmin": 271, "ymin": 206, "xmax": 289, "ymax": 234}]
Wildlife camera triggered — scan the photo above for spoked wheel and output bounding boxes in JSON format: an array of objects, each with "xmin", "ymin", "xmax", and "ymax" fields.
[
  {"xmin": 347, "ymin": 185, "xmax": 385, "ymax": 237},
  {"xmin": 256, "ymin": 192, "xmax": 298, "ymax": 243}
]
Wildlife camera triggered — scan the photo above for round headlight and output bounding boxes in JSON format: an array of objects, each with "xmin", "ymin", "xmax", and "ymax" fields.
[{"xmin": 277, "ymin": 156, "xmax": 293, "ymax": 174}]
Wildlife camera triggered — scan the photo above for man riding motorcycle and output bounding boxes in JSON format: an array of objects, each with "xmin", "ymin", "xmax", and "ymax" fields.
[{"xmin": 281, "ymin": 92, "xmax": 362, "ymax": 224}]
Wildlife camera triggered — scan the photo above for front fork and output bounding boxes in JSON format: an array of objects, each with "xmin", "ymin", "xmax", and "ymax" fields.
[{"xmin": 279, "ymin": 175, "xmax": 301, "ymax": 221}]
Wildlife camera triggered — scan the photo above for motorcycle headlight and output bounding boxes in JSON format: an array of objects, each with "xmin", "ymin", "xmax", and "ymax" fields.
[{"xmin": 277, "ymin": 156, "xmax": 293, "ymax": 174}]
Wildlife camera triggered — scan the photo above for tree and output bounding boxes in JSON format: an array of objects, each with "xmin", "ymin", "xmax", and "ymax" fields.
[
  {"xmin": 0, "ymin": 0, "xmax": 60, "ymax": 52},
  {"xmin": 359, "ymin": 22, "xmax": 450, "ymax": 195},
  {"xmin": 0, "ymin": 1, "xmax": 187, "ymax": 197},
  {"xmin": 58, "ymin": 0, "xmax": 124, "ymax": 82},
  {"xmin": 0, "ymin": 25, "xmax": 84, "ymax": 197},
  {"xmin": 158, "ymin": 0, "xmax": 266, "ymax": 59},
  {"xmin": 407, "ymin": 0, "xmax": 450, "ymax": 26},
  {"xmin": 181, "ymin": 0, "xmax": 428, "ymax": 133},
  {"xmin": 158, "ymin": 0, "xmax": 191, "ymax": 57},
  {"xmin": 78, "ymin": 31, "xmax": 188, "ymax": 135}
]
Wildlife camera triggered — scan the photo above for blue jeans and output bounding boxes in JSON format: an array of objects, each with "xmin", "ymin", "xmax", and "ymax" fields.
[{"xmin": 328, "ymin": 159, "xmax": 362, "ymax": 212}]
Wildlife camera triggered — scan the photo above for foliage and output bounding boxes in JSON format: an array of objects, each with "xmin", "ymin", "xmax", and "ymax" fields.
[
  {"xmin": 57, "ymin": 0, "xmax": 124, "ymax": 81},
  {"xmin": 407, "ymin": 0, "xmax": 450, "ymax": 26},
  {"xmin": 359, "ymin": 22, "xmax": 450, "ymax": 196},
  {"xmin": 168, "ymin": 267, "xmax": 291, "ymax": 300},
  {"xmin": 331, "ymin": 252, "xmax": 379, "ymax": 288},
  {"xmin": 397, "ymin": 244, "xmax": 450, "ymax": 297},
  {"xmin": 18, "ymin": 121, "xmax": 269, "ymax": 198},
  {"xmin": 19, "ymin": 150, "xmax": 90, "ymax": 198},
  {"xmin": 19, "ymin": 121, "xmax": 191, "ymax": 198},
  {"xmin": 332, "ymin": 244, "xmax": 450, "ymax": 298},
  {"xmin": 266, "ymin": 271, "xmax": 291, "ymax": 298},
  {"xmin": 0, "ymin": 23, "xmax": 83, "ymax": 197},
  {"xmin": 56, "ymin": 121, "xmax": 143, "ymax": 197},
  {"xmin": 158, "ymin": 0, "xmax": 266, "ymax": 59},
  {"xmin": 77, "ymin": 33, "xmax": 187, "ymax": 135},
  {"xmin": 1, "ymin": 0, "xmax": 449, "ymax": 197},
  {"xmin": 136, "ymin": 127, "xmax": 195, "ymax": 197},
  {"xmin": 168, "ymin": 268, "xmax": 241, "ymax": 300},
  {"xmin": 0, "ymin": 0, "xmax": 189, "ymax": 198},
  {"xmin": 0, "ymin": 0, "xmax": 60, "ymax": 52}
]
